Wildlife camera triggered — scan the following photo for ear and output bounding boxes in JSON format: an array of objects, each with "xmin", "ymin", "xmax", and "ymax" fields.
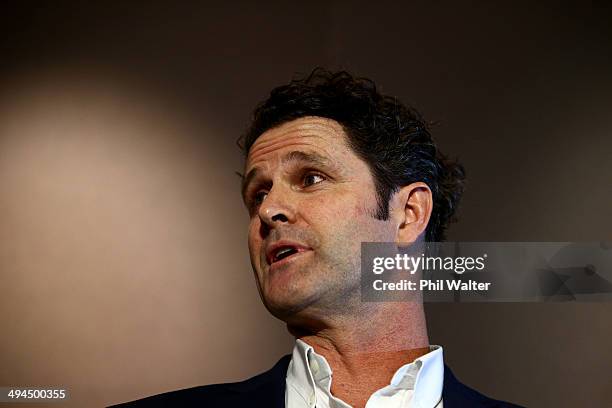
[{"xmin": 390, "ymin": 182, "xmax": 433, "ymax": 244}]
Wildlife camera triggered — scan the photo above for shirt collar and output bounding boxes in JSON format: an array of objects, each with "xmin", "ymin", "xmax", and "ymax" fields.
[
  {"xmin": 410, "ymin": 345, "xmax": 444, "ymax": 408},
  {"xmin": 287, "ymin": 339, "xmax": 444, "ymax": 408},
  {"xmin": 286, "ymin": 339, "xmax": 317, "ymax": 403}
]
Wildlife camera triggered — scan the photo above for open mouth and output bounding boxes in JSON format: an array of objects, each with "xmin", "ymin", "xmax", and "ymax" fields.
[
  {"xmin": 271, "ymin": 246, "xmax": 300, "ymax": 263},
  {"xmin": 266, "ymin": 242, "xmax": 310, "ymax": 266}
]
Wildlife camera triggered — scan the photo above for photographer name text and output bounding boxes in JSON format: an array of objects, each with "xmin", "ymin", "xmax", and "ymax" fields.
[{"xmin": 373, "ymin": 279, "xmax": 491, "ymax": 291}]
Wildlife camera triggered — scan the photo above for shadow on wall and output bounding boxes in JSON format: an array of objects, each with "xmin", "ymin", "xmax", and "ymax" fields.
[{"xmin": 0, "ymin": 68, "xmax": 292, "ymax": 407}]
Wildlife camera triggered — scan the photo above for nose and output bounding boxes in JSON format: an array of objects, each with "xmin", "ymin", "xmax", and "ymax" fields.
[{"xmin": 257, "ymin": 186, "xmax": 296, "ymax": 229}]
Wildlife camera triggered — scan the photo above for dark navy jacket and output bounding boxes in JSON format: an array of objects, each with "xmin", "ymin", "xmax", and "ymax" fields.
[{"xmin": 111, "ymin": 355, "xmax": 522, "ymax": 407}]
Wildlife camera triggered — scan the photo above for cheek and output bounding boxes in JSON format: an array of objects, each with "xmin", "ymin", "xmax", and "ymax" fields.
[
  {"xmin": 312, "ymin": 197, "xmax": 393, "ymax": 243},
  {"xmin": 304, "ymin": 195, "xmax": 365, "ymax": 236},
  {"xmin": 314, "ymin": 197, "xmax": 374, "ymax": 226},
  {"xmin": 301, "ymin": 200, "xmax": 348, "ymax": 230},
  {"xmin": 247, "ymin": 220, "xmax": 262, "ymax": 257}
]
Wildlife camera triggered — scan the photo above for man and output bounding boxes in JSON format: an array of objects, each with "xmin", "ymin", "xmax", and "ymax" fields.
[{"xmin": 113, "ymin": 69, "xmax": 520, "ymax": 407}]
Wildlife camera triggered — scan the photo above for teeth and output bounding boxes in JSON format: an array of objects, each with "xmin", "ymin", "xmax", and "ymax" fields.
[{"xmin": 275, "ymin": 247, "xmax": 296, "ymax": 262}]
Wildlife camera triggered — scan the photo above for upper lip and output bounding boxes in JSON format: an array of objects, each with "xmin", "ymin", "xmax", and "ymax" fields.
[{"xmin": 265, "ymin": 240, "xmax": 311, "ymax": 265}]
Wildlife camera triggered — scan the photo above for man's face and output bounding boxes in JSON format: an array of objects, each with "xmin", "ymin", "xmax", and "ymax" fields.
[{"xmin": 243, "ymin": 117, "xmax": 396, "ymax": 323}]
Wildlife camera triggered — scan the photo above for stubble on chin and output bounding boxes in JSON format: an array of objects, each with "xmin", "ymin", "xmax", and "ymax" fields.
[{"xmin": 264, "ymin": 250, "xmax": 363, "ymax": 326}]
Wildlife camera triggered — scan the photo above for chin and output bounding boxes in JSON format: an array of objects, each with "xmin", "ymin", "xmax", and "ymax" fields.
[
  {"xmin": 263, "ymin": 294, "xmax": 302, "ymax": 315},
  {"xmin": 261, "ymin": 289, "xmax": 316, "ymax": 322}
]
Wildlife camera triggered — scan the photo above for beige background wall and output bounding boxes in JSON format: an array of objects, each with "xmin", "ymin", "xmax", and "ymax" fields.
[{"xmin": 0, "ymin": 2, "xmax": 610, "ymax": 407}]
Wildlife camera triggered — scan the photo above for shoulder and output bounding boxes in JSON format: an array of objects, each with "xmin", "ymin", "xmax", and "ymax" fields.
[
  {"xmin": 109, "ymin": 355, "xmax": 292, "ymax": 408},
  {"xmin": 443, "ymin": 365, "xmax": 524, "ymax": 408}
]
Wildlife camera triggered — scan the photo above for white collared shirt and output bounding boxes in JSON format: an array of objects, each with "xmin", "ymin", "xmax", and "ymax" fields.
[{"xmin": 285, "ymin": 339, "xmax": 444, "ymax": 408}]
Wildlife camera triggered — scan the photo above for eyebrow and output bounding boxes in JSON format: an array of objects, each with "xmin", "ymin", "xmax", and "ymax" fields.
[{"xmin": 241, "ymin": 151, "xmax": 334, "ymax": 200}]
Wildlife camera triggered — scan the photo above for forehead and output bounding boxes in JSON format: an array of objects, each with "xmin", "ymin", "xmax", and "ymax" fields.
[{"xmin": 246, "ymin": 116, "xmax": 355, "ymax": 171}]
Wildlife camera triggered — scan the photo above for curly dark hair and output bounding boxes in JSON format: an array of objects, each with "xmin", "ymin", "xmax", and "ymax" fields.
[{"xmin": 239, "ymin": 68, "xmax": 465, "ymax": 242}]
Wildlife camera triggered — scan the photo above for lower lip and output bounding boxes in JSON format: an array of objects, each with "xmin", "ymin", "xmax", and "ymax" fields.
[{"xmin": 269, "ymin": 250, "xmax": 310, "ymax": 271}]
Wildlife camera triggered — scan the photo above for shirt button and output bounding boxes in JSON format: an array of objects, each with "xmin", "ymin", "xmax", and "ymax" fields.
[{"xmin": 309, "ymin": 393, "xmax": 316, "ymax": 406}]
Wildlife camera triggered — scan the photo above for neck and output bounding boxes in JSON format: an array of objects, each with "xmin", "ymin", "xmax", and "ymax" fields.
[{"xmin": 287, "ymin": 302, "xmax": 429, "ymax": 408}]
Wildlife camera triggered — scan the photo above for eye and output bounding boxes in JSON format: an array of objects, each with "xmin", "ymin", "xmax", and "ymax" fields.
[
  {"xmin": 254, "ymin": 190, "xmax": 268, "ymax": 205},
  {"xmin": 245, "ymin": 189, "xmax": 268, "ymax": 216},
  {"xmin": 303, "ymin": 173, "xmax": 326, "ymax": 187}
]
